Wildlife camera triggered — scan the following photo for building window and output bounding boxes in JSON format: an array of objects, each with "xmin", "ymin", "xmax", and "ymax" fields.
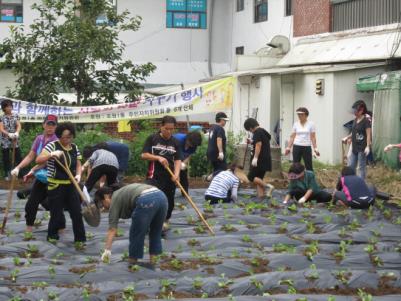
[
  {"xmin": 332, "ymin": 0, "xmax": 401, "ymax": 32},
  {"xmin": 254, "ymin": 0, "xmax": 267, "ymax": 23},
  {"xmin": 236, "ymin": 0, "xmax": 244, "ymax": 12},
  {"xmin": 96, "ymin": 0, "xmax": 117, "ymax": 25},
  {"xmin": 285, "ymin": 0, "xmax": 292, "ymax": 16},
  {"xmin": 166, "ymin": 0, "xmax": 207, "ymax": 29},
  {"xmin": 0, "ymin": 0, "xmax": 23, "ymax": 23},
  {"xmin": 236, "ymin": 46, "xmax": 244, "ymax": 55}
]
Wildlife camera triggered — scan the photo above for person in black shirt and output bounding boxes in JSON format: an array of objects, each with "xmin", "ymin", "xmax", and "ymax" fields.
[
  {"xmin": 207, "ymin": 112, "xmax": 229, "ymax": 177},
  {"xmin": 342, "ymin": 100, "xmax": 371, "ymax": 179},
  {"xmin": 244, "ymin": 118, "xmax": 275, "ymax": 199},
  {"xmin": 141, "ymin": 116, "xmax": 181, "ymax": 230}
]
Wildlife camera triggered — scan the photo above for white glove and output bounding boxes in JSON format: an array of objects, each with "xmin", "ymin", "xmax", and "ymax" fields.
[
  {"xmin": 10, "ymin": 167, "xmax": 19, "ymax": 177},
  {"xmin": 74, "ymin": 174, "xmax": 81, "ymax": 183},
  {"xmin": 218, "ymin": 152, "xmax": 224, "ymax": 161},
  {"xmin": 101, "ymin": 249, "xmax": 111, "ymax": 262},
  {"xmin": 364, "ymin": 146, "xmax": 370, "ymax": 156},
  {"xmin": 384, "ymin": 144, "xmax": 392, "ymax": 152},
  {"xmin": 251, "ymin": 157, "xmax": 258, "ymax": 167},
  {"xmin": 14, "ymin": 132, "xmax": 19, "ymax": 139},
  {"xmin": 181, "ymin": 162, "xmax": 187, "ymax": 170},
  {"xmin": 8, "ymin": 133, "xmax": 15, "ymax": 139},
  {"xmin": 50, "ymin": 150, "xmax": 63, "ymax": 158},
  {"xmin": 298, "ymin": 197, "xmax": 306, "ymax": 204}
]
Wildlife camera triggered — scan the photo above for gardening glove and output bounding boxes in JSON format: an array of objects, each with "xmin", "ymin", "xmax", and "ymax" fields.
[
  {"xmin": 74, "ymin": 174, "xmax": 81, "ymax": 183},
  {"xmin": 218, "ymin": 152, "xmax": 224, "ymax": 161},
  {"xmin": 8, "ymin": 133, "xmax": 15, "ymax": 139},
  {"xmin": 14, "ymin": 132, "xmax": 19, "ymax": 139},
  {"xmin": 364, "ymin": 146, "xmax": 370, "ymax": 156},
  {"xmin": 50, "ymin": 150, "xmax": 63, "ymax": 158},
  {"xmin": 313, "ymin": 148, "xmax": 320, "ymax": 157},
  {"xmin": 11, "ymin": 167, "xmax": 19, "ymax": 177},
  {"xmin": 298, "ymin": 196, "xmax": 307, "ymax": 204},
  {"xmin": 101, "ymin": 249, "xmax": 111, "ymax": 262},
  {"xmin": 181, "ymin": 162, "xmax": 187, "ymax": 170},
  {"xmin": 251, "ymin": 157, "xmax": 258, "ymax": 167},
  {"xmin": 384, "ymin": 144, "xmax": 392, "ymax": 152}
]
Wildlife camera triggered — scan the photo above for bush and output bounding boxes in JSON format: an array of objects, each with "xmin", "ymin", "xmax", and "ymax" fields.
[
  {"xmin": 127, "ymin": 120, "xmax": 154, "ymax": 177},
  {"xmin": 189, "ymin": 131, "xmax": 244, "ymax": 177},
  {"xmin": 74, "ymin": 124, "xmax": 113, "ymax": 151}
]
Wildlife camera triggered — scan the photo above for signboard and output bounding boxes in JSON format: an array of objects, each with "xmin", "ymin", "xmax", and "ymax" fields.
[
  {"xmin": 187, "ymin": 0, "xmax": 207, "ymax": 12},
  {"xmin": 167, "ymin": 0, "xmax": 186, "ymax": 11},
  {"xmin": 1, "ymin": 8, "xmax": 14, "ymax": 21},
  {"xmin": 166, "ymin": 0, "xmax": 207, "ymax": 29},
  {"xmin": 2, "ymin": 77, "xmax": 235, "ymax": 123}
]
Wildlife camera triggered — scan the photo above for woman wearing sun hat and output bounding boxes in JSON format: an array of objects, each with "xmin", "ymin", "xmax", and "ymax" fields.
[
  {"xmin": 283, "ymin": 162, "xmax": 332, "ymax": 204},
  {"xmin": 284, "ymin": 107, "xmax": 319, "ymax": 171}
]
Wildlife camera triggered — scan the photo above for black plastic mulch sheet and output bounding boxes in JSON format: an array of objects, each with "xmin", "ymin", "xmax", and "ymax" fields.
[{"xmin": 0, "ymin": 188, "xmax": 400, "ymax": 301}]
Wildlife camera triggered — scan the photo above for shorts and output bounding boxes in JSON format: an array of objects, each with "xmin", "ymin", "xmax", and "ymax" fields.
[{"xmin": 247, "ymin": 167, "xmax": 266, "ymax": 182}]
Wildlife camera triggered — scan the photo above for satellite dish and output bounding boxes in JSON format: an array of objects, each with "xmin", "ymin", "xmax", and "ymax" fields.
[{"xmin": 255, "ymin": 35, "xmax": 291, "ymax": 57}]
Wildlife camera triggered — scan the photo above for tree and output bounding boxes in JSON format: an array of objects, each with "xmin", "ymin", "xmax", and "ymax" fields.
[{"xmin": 0, "ymin": 0, "xmax": 156, "ymax": 105}]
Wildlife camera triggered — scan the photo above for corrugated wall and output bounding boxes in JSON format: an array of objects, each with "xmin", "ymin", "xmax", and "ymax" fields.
[{"xmin": 332, "ymin": 0, "xmax": 401, "ymax": 32}]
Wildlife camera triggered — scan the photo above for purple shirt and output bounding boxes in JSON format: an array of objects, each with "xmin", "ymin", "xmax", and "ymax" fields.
[{"xmin": 31, "ymin": 134, "xmax": 58, "ymax": 155}]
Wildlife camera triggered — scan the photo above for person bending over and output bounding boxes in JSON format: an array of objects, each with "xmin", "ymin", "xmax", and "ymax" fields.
[
  {"xmin": 96, "ymin": 183, "xmax": 167, "ymax": 265},
  {"xmin": 284, "ymin": 162, "xmax": 331, "ymax": 204},
  {"xmin": 82, "ymin": 145, "xmax": 119, "ymax": 192},
  {"xmin": 204, "ymin": 163, "xmax": 240, "ymax": 204},
  {"xmin": 334, "ymin": 166, "xmax": 376, "ymax": 209},
  {"xmin": 173, "ymin": 130, "xmax": 202, "ymax": 193}
]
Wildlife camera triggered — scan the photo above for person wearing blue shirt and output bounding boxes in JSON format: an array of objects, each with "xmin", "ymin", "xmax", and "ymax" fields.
[{"xmin": 173, "ymin": 131, "xmax": 202, "ymax": 193}]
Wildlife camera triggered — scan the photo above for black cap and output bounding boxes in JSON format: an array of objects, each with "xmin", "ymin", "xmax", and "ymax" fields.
[{"xmin": 215, "ymin": 112, "xmax": 229, "ymax": 122}]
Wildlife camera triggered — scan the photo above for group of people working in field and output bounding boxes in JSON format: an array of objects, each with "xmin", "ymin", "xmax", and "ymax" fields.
[{"xmin": 0, "ymin": 97, "xmax": 398, "ymax": 265}]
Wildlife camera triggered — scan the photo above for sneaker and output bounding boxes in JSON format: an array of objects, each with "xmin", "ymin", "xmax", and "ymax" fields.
[{"xmin": 265, "ymin": 184, "xmax": 275, "ymax": 198}]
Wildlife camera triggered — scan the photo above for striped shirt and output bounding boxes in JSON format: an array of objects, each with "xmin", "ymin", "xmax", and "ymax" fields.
[
  {"xmin": 88, "ymin": 149, "xmax": 119, "ymax": 169},
  {"xmin": 205, "ymin": 170, "xmax": 239, "ymax": 199},
  {"xmin": 43, "ymin": 141, "xmax": 81, "ymax": 183}
]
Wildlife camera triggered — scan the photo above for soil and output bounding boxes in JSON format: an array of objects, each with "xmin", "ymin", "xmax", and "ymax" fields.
[{"xmin": 69, "ymin": 264, "xmax": 96, "ymax": 275}]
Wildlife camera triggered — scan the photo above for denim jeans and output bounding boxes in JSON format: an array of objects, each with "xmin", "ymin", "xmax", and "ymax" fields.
[
  {"xmin": 129, "ymin": 190, "xmax": 168, "ymax": 259},
  {"xmin": 348, "ymin": 151, "xmax": 367, "ymax": 179}
]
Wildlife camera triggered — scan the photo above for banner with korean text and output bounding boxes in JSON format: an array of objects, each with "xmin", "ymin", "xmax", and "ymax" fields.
[{"xmin": 3, "ymin": 77, "xmax": 234, "ymax": 123}]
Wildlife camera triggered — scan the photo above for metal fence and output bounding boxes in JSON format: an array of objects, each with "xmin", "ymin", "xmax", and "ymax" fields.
[{"xmin": 332, "ymin": 0, "xmax": 401, "ymax": 32}]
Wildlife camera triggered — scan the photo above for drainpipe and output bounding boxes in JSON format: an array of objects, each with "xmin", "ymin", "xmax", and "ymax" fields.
[{"xmin": 208, "ymin": 0, "xmax": 215, "ymax": 77}]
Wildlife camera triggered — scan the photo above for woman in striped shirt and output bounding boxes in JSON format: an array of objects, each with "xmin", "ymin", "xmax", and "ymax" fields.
[
  {"xmin": 204, "ymin": 163, "xmax": 240, "ymax": 204},
  {"xmin": 36, "ymin": 122, "xmax": 86, "ymax": 243}
]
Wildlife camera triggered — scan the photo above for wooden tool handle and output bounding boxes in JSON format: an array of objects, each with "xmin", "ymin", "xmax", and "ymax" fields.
[{"xmin": 165, "ymin": 165, "xmax": 215, "ymax": 235}]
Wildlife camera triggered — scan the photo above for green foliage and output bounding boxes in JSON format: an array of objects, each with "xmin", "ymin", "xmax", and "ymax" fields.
[
  {"xmin": 189, "ymin": 130, "xmax": 242, "ymax": 177},
  {"xmin": 189, "ymin": 135, "xmax": 209, "ymax": 177},
  {"xmin": 0, "ymin": 0, "xmax": 155, "ymax": 104},
  {"xmin": 74, "ymin": 125, "xmax": 113, "ymax": 153},
  {"xmin": 127, "ymin": 121, "xmax": 154, "ymax": 176}
]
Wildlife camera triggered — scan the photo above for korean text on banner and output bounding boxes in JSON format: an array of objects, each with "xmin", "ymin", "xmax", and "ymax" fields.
[{"xmin": 3, "ymin": 77, "xmax": 235, "ymax": 123}]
